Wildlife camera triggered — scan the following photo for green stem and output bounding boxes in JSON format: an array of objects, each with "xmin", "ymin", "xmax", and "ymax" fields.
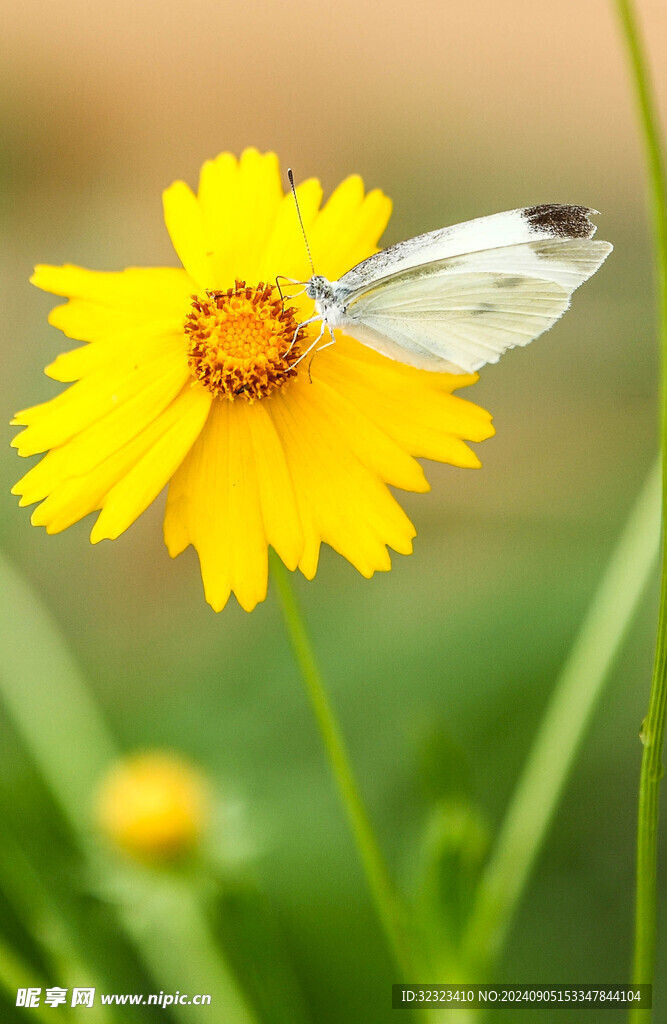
[
  {"xmin": 463, "ymin": 459, "xmax": 661, "ymax": 971},
  {"xmin": 270, "ymin": 553, "xmax": 418, "ymax": 978},
  {"xmin": 614, "ymin": 2, "xmax": 667, "ymax": 1015}
]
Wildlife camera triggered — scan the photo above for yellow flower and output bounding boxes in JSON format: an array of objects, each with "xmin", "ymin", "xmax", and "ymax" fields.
[
  {"xmin": 13, "ymin": 148, "xmax": 494, "ymax": 612},
  {"xmin": 96, "ymin": 751, "xmax": 209, "ymax": 862}
]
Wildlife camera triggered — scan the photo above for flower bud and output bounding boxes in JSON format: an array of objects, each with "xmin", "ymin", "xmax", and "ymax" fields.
[{"xmin": 96, "ymin": 751, "xmax": 208, "ymax": 861}]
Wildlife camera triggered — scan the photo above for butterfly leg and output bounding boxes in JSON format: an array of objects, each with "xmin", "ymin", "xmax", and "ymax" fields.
[
  {"xmin": 313, "ymin": 322, "xmax": 337, "ymax": 354},
  {"xmin": 290, "ymin": 322, "xmax": 328, "ymax": 369},
  {"xmin": 286, "ymin": 314, "xmax": 320, "ymax": 355}
]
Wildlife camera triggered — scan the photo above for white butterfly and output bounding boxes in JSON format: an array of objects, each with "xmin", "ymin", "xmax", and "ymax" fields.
[{"xmin": 290, "ymin": 203, "xmax": 612, "ymax": 375}]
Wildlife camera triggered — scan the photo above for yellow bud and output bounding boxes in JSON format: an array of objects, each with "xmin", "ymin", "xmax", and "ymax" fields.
[{"xmin": 95, "ymin": 751, "xmax": 209, "ymax": 862}]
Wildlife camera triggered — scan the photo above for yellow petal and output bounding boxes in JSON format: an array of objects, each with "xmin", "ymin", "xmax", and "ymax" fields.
[
  {"xmin": 321, "ymin": 341, "xmax": 494, "ymax": 464},
  {"xmin": 91, "ymin": 385, "xmax": 211, "ymax": 541},
  {"xmin": 239, "ymin": 401, "xmax": 304, "ymax": 571},
  {"xmin": 162, "ymin": 181, "xmax": 212, "ymax": 291},
  {"xmin": 234, "ymin": 149, "xmax": 284, "ymax": 284},
  {"xmin": 197, "ymin": 149, "xmax": 285, "ymax": 289},
  {"xmin": 12, "ymin": 333, "xmax": 188, "ymax": 456},
  {"xmin": 269, "ymin": 381, "xmax": 416, "ymax": 579},
  {"xmin": 309, "ymin": 175, "xmax": 365, "ymax": 272},
  {"xmin": 32, "ymin": 266, "xmax": 195, "ymax": 329},
  {"xmin": 223, "ymin": 402, "xmax": 270, "ymax": 611},
  {"xmin": 28, "ymin": 386, "xmax": 209, "ymax": 535},
  {"xmin": 15, "ymin": 351, "xmax": 193, "ymax": 505},
  {"xmin": 48, "ymin": 301, "xmax": 154, "ymax": 342},
  {"xmin": 197, "ymin": 152, "xmax": 239, "ymax": 288},
  {"xmin": 164, "ymin": 401, "xmax": 270, "ymax": 612},
  {"xmin": 307, "ymin": 372, "xmax": 429, "ymax": 492},
  {"xmin": 45, "ymin": 319, "xmax": 184, "ymax": 382}
]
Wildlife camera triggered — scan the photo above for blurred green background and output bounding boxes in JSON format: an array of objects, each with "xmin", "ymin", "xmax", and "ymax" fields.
[{"xmin": 1, "ymin": 0, "xmax": 666, "ymax": 1020}]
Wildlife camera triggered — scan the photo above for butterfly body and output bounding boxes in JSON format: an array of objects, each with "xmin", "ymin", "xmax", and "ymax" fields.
[
  {"xmin": 305, "ymin": 275, "xmax": 348, "ymax": 327},
  {"xmin": 300, "ymin": 204, "xmax": 612, "ymax": 375}
]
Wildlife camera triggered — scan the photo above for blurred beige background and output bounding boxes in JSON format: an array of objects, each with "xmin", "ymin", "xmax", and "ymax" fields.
[{"xmin": 4, "ymin": 0, "xmax": 665, "ymax": 251}]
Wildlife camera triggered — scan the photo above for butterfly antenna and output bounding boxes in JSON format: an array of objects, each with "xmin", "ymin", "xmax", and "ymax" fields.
[{"xmin": 287, "ymin": 168, "xmax": 315, "ymax": 275}]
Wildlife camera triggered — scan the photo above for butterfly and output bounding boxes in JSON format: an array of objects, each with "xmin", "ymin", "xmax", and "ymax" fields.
[{"xmin": 287, "ymin": 193, "xmax": 612, "ymax": 375}]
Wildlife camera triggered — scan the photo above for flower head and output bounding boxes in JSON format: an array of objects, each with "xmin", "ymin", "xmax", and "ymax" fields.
[
  {"xmin": 13, "ymin": 148, "xmax": 494, "ymax": 611},
  {"xmin": 95, "ymin": 751, "xmax": 209, "ymax": 862}
]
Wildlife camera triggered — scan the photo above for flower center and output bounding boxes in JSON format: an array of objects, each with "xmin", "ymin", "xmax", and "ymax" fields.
[{"xmin": 184, "ymin": 280, "xmax": 303, "ymax": 401}]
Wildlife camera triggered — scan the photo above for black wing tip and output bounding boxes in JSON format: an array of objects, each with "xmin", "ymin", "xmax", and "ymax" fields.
[{"xmin": 524, "ymin": 204, "xmax": 598, "ymax": 239}]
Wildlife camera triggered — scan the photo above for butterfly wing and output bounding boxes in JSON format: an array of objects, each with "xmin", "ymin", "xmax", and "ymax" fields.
[{"xmin": 336, "ymin": 207, "xmax": 612, "ymax": 374}]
